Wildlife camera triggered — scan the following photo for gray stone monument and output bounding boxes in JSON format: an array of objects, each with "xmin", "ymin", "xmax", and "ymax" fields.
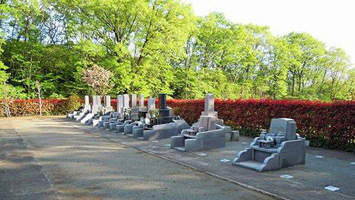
[
  {"xmin": 148, "ymin": 98, "xmax": 155, "ymax": 110},
  {"xmin": 137, "ymin": 94, "xmax": 147, "ymax": 118},
  {"xmin": 91, "ymin": 95, "xmax": 100, "ymax": 114},
  {"xmin": 131, "ymin": 94, "xmax": 137, "ymax": 107},
  {"xmin": 171, "ymin": 93, "xmax": 226, "ymax": 152},
  {"xmin": 80, "ymin": 95, "xmax": 99, "ymax": 124},
  {"xmin": 130, "ymin": 94, "xmax": 139, "ymax": 120},
  {"xmin": 158, "ymin": 93, "xmax": 173, "ymax": 124},
  {"xmin": 112, "ymin": 94, "xmax": 132, "ymax": 132},
  {"xmin": 125, "ymin": 94, "xmax": 148, "ymax": 135},
  {"xmin": 96, "ymin": 95, "xmax": 102, "ymax": 105},
  {"xmin": 232, "ymin": 118, "xmax": 306, "ymax": 172},
  {"xmin": 104, "ymin": 95, "xmax": 113, "ymax": 113},
  {"xmin": 138, "ymin": 94, "xmax": 144, "ymax": 107},
  {"xmin": 146, "ymin": 98, "xmax": 156, "ymax": 118},
  {"xmin": 122, "ymin": 94, "xmax": 130, "ymax": 120},
  {"xmin": 108, "ymin": 94, "xmax": 129, "ymax": 131},
  {"xmin": 141, "ymin": 94, "xmax": 189, "ymax": 140},
  {"xmin": 117, "ymin": 95, "xmax": 123, "ymax": 114},
  {"xmin": 84, "ymin": 95, "xmax": 91, "ymax": 112}
]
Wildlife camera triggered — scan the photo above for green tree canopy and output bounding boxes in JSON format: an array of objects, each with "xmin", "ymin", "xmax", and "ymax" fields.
[{"xmin": 0, "ymin": 0, "xmax": 353, "ymax": 101}]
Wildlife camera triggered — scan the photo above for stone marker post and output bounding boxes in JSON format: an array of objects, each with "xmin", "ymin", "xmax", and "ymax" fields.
[
  {"xmin": 105, "ymin": 95, "xmax": 111, "ymax": 107},
  {"xmin": 138, "ymin": 94, "xmax": 144, "ymax": 107},
  {"xmin": 131, "ymin": 94, "xmax": 137, "ymax": 107},
  {"xmin": 201, "ymin": 93, "xmax": 217, "ymax": 117},
  {"xmin": 117, "ymin": 95, "xmax": 123, "ymax": 113},
  {"xmin": 83, "ymin": 95, "xmax": 90, "ymax": 111},
  {"xmin": 158, "ymin": 93, "xmax": 173, "ymax": 124},
  {"xmin": 123, "ymin": 94, "xmax": 129, "ymax": 109}
]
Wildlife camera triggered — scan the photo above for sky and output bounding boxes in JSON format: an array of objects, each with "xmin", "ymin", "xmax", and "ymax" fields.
[{"xmin": 181, "ymin": 0, "xmax": 355, "ymax": 65}]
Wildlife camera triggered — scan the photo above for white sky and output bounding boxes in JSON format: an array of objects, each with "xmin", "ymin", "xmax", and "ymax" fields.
[{"xmin": 181, "ymin": 0, "xmax": 355, "ymax": 65}]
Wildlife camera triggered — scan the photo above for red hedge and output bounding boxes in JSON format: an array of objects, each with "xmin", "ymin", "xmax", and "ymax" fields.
[
  {"xmin": 1, "ymin": 98, "xmax": 354, "ymax": 152},
  {"xmin": 0, "ymin": 99, "xmax": 67, "ymax": 116},
  {"xmin": 167, "ymin": 99, "xmax": 355, "ymax": 152}
]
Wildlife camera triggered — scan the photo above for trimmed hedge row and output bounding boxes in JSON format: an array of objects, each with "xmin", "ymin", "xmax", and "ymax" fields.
[
  {"xmin": 0, "ymin": 99, "xmax": 67, "ymax": 116},
  {"xmin": 1, "ymin": 98, "xmax": 354, "ymax": 152},
  {"xmin": 168, "ymin": 99, "xmax": 355, "ymax": 152}
]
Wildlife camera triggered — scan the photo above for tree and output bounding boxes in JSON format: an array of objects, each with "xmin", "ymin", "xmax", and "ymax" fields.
[
  {"xmin": 0, "ymin": 0, "xmax": 353, "ymax": 101},
  {"xmin": 82, "ymin": 64, "xmax": 113, "ymax": 96},
  {"xmin": 35, "ymin": 80, "xmax": 42, "ymax": 116}
]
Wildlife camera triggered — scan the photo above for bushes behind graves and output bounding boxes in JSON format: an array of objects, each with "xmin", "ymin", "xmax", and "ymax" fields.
[
  {"xmin": 0, "ymin": 99, "xmax": 66, "ymax": 116},
  {"xmin": 64, "ymin": 95, "xmax": 82, "ymax": 113},
  {"xmin": 168, "ymin": 99, "xmax": 355, "ymax": 152}
]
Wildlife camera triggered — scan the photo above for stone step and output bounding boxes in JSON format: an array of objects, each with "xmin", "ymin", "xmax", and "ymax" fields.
[
  {"xmin": 234, "ymin": 160, "xmax": 264, "ymax": 171},
  {"xmin": 175, "ymin": 147, "xmax": 186, "ymax": 151}
]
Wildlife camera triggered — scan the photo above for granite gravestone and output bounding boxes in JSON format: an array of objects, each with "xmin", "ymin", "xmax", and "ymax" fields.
[
  {"xmin": 141, "ymin": 94, "xmax": 189, "ymax": 140},
  {"xmin": 109, "ymin": 94, "xmax": 129, "ymax": 131},
  {"xmin": 104, "ymin": 95, "xmax": 113, "ymax": 114},
  {"xmin": 130, "ymin": 94, "xmax": 139, "ymax": 120},
  {"xmin": 232, "ymin": 118, "xmax": 306, "ymax": 172},
  {"xmin": 83, "ymin": 95, "xmax": 91, "ymax": 112},
  {"xmin": 158, "ymin": 94, "xmax": 173, "ymax": 124},
  {"xmin": 117, "ymin": 95, "xmax": 123, "ymax": 114},
  {"xmin": 171, "ymin": 93, "xmax": 226, "ymax": 152}
]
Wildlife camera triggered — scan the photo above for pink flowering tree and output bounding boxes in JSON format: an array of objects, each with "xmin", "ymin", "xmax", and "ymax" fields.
[{"xmin": 82, "ymin": 65, "xmax": 113, "ymax": 95}]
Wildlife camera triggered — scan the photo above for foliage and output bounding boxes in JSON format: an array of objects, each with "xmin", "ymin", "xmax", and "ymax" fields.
[
  {"xmin": 64, "ymin": 95, "xmax": 81, "ymax": 112},
  {"xmin": 0, "ymin": 0, "xmax": 353, "ymax": 101},
  {"xmin": 0, "ymin": 99, "xmax": 66, "ymax": 117},
  {"xmin": 168, "ymin": 98, "xmax": 355, "ymax": 152},
  {"xmin": 149, "ymin": 109, "xmax": 159, "ymax": 118},
  {"xmin": 82, "ymin": 65, "xmax": 113, "ymax": 95}
]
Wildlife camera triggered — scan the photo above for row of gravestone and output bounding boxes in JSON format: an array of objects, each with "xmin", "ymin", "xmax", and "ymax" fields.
[{"xmin": 66, "ymin": 93, "xmax": 306, "ymax": 172}]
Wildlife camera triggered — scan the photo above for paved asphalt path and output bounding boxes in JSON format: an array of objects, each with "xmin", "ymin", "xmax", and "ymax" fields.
[{"xmin": 0, "ymin": 117, "xmax": 275, "ymax": 200}]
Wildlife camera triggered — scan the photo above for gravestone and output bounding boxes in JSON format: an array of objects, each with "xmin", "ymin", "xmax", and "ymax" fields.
[
  {"xmin": 158, "ymin": 94, "xmax": 173, "ymax": 124},
  {"xmin": 109, "ymin": 94, "xmax": 130, "ymax": 131},
  {"xmin": 68, "ymin": 95, "xmax": 91, "ymax": 120},
  {"xmin": 140, "ymin": 94, "xmax": 189, "ymax": 140},
  {"xmin": 83, "ymin": 95, "xmax": 91, "ymax": 112},
  {"xmin": 148, "ymin": 98, "xmax": 155, "ymax": 110},
  {"xmin": 137, "ymin": 94, "xmax": 147, "ymax": 118},
  {"xmin": 201, "ymin": 93, "xmax": 217, "ymax": 117},
  {"xmin": 138, "ymin": 94, "xmax": 144, "ymax": 107},
  {"xmin": 194, "ymin": 93, "xmax": 222, "ymax": 132},
  {"xmin": 147, "ymin": 98, "xmax": 156, "ymax": 118},
  {"xmin": 232, "ymin": 118, "xmax": 306, "ymax": 171},
  {"xmin": 91, "ymin": 95, "xmax": 100, "ymax": 114},
  {"xmin": 80, "ymin": 95, "xmax": 100, "ymax": 124},
  {"xmin": 97, "ymin": 95, "xmax": 102, "ymax": 105},
  {"xmin": 130, "ymin": 94, "xmax": 139, "ymax": 120},
  {"xmin": 131, "ymin": 94, "xmax": 137, "ymax": 107},
  {"xmin": 117, "ymin": 95, "xmax": 123, "ymax": 114},
  {"xmin": 104, "ymin": 95, "xmax": 113, "ymax": 113},
  {"xmin": 123, "ymin": 94, "xmax": 129, "ymax": 109},
  {"xmin": 171, "ymin": 93, "xmax": 226, "ymax": 152}
]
